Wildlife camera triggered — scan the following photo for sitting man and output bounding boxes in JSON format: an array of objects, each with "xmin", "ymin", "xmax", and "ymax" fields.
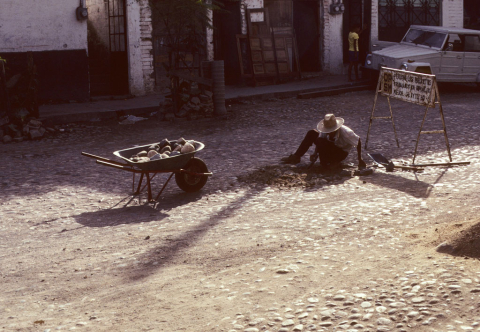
[{"xmin": 281, "ymin": 113, "xmax": 366, "ymax": 169}]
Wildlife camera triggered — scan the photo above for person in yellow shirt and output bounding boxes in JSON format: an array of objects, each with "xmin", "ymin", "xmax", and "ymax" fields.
[{"xmin": 348, "ymin": 25, "xmax": 364, "ymax": 82}]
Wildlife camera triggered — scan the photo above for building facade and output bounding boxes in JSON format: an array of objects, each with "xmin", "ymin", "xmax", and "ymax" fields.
[
  {"xmin": 212, "ymin": 0, "xmax": 466, "ymax": 81},
  {"xmin": 0, "ymin": 0, "xmax": 155, "ymax": 103}
]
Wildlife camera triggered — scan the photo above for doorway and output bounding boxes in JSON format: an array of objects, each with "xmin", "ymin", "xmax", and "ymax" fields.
[
  {"xmin": 343, "ymin": 0, "xmax": 371, "ymax": 65},
  {"xmin": 87, "ymin": 0, "xmax": 129, "ymax": 96},
  {"xmin": 293, "ymin": 0, "xmax": 320, "ymax": 72},
  {"xmin": 213, "ymin": 0, "xmax": 242, "ymax": 85}
]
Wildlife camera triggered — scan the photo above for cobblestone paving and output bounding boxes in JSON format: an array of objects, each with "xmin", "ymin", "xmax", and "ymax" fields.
[{"xmin": 1, "ymin": 86, "xmax": 480, "ymax": 332}]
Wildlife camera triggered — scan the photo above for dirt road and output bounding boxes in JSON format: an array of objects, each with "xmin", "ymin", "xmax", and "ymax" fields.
[{"xmin": 2, "ymin": 88, "xmax": 480, "ymax": 332}]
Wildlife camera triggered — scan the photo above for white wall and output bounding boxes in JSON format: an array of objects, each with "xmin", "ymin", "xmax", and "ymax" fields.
[
  {"xmin": 0, "ymin": 0, "xmax": 87, "ymax": 52},
  {"xmin": 321, "ymin": 0, "xmax": 344, "ymax": 74},
  {"xmin": 442, "ymin": 0, "xmax": 464, "ymax": 27},
  {"xmin": 126, "ymin": 0, "xmax": 155, "ymax": 95}
]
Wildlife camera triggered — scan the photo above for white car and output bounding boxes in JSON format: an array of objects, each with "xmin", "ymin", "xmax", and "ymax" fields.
[{"xmin": 364, "ymin": 25, "xmax": 480, "ymax": 83}]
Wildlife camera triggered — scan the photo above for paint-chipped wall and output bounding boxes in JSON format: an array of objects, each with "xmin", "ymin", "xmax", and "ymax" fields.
[
  {"xmin": 126, "ymin": 0, "xmax": 155, "ymax": 95},
  {"xmin": 0, "ymin": 0, "xmax": 87, "ymax": 53}
]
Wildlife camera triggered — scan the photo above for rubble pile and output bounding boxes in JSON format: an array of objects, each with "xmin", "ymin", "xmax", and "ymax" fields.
[
  {"xmin": 130, "ymin": 137, "xmax": 200, "ymax": 163},
  {"xmin": 161, "ymin": 91, "xmax": 214, "ymax": 121},
  {"xmin": 1, "ymin": 117, "xmax": 54, "ymax": 143}
]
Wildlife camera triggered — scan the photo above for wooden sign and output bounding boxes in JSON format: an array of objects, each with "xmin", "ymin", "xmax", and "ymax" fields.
[
  {"xmin": 366, "ymin": 67, "xmax": 452, "ymax": 164},
  {"xmin": 380, "ymin": 68, "xmax": 435, "ymax": 107}
]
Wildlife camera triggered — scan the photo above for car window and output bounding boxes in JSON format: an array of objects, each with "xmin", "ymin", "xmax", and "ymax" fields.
[
  {"xmin": 402, "ymin": 28, "xmax": 446, "ymax": 49},
  {"xmin": 444, "ymin": 34, "xmax": 463, "ymax": 51},
  {"xmin": 464, "ymin": 35, "xmax": 480, "ymax": 52}
]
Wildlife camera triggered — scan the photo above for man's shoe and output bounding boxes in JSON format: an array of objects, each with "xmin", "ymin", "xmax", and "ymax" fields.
[{"xmin": 280, "ymin": 154, "xmax": 301, "ymax": 164}]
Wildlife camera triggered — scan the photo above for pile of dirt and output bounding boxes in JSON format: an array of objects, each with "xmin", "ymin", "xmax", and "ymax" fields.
[
  {"xmin": 429, "ymin": 220, "xmax": 480, "ymax": 258},
  {"xmin": 237, "ymin": 164, "xmax": 352, "ymax": 188}
]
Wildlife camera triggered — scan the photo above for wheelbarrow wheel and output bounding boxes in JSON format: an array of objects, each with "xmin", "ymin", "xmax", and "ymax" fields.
[{"xmin": 175, "ymin": 157, "xmax": 209, "ymax": 193}]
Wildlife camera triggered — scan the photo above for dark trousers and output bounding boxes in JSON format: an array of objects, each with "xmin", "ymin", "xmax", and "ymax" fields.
[{"xmin": 294, "ymin": 129, "xmax": 348, "ymax": 165}]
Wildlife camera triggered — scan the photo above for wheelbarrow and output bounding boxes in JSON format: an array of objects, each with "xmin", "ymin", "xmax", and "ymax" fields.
[{"xmin": 82, "ymin": 141, "xmax": 212, "ymax": 202}]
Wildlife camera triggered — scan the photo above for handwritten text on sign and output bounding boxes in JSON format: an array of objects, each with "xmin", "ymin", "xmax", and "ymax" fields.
[{"xmin": 380, "ymin": 68, "xmax": 435, "ymax": 107}]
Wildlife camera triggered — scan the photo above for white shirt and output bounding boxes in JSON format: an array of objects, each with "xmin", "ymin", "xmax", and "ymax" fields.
[{"xmin": 320, "ymin": 125, "xmax": 359, "ymax": 152}]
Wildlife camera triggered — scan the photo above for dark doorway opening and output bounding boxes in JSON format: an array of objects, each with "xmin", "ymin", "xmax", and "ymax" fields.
[
  {"xmin": 343, "ymin": 0, "xmax": 371, "ymax": 65},
  {"xmin": 293, "ymin": 0, "xmax": 320, "ymax": 72},
  {"xmin": 88, "ymin": 0, "xmax": 129, "ymax": 96},
  {"xmin": 465, "ymin": 0, "xmax": 480, "ymax": 30},
  {"xmin": 213, "ymin": 0, "xmax": 242, "ymax": 85}
]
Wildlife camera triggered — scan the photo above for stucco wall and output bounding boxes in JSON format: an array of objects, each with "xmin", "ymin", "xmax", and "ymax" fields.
[
  {"xmin": 321, "ymin": 0, "xmax": 344, "ymax": 74},
  {"xmin": 126, "ymin": 0, "xmax": 155, "ymax": 96},
  {"xmin": 86, "ymin": 0, "xmax": 110, "ymax": 48},
  {"xmin": 442, "ymin": 0, "xmax": 464, "ymax": 27},
  {"xmin": 0, "ymin": 0, "xmax": 87, "ymax": 53}
]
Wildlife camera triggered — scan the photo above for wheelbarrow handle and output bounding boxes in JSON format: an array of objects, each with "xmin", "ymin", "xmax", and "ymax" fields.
[
  {"xmin": 82, "ymin": 152, "xmax": 131, "ymax": 167},
  {"xmin": 96, "ymin": 160, "xmax": 138, "ymax": 172}
]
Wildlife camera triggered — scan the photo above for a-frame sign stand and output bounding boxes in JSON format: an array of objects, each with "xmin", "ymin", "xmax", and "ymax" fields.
[{"xmin": 365, "ymin": 67, "xmax": 459, "ymax": 166}]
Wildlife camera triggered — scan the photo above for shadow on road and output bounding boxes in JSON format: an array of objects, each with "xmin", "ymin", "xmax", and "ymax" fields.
[
  {"xmin": 362, "ymin": 171, "xmax": 433, "ymax": 198},
  {"xmin": 74, "ymin": 205, "xmax": 168, "ymax": 228},
  {"xmin": 124, "ymin": 187, "xmax": 262, "ymax": 281}
]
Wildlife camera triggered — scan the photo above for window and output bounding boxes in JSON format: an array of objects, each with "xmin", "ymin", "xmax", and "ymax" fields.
[
  {"xmin": 378, "ymin": 0, "xmax": 441, "ymax": 42},
  {"xmin": 464, "ymin": 35, "xmax": 480, "ymax": 52}
]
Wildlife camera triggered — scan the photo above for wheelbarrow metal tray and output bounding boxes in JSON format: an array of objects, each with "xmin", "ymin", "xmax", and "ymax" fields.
[{"xmin": 113, "ymin": 141, "xmax": 205, "ymax": 172}]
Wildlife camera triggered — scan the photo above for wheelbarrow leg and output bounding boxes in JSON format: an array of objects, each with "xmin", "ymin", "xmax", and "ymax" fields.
[
  {"xmin": 146, "ymin": 172, "xmax": 153, "ymax": 201},
  {"xmin": 155, "ymin": 173, "xmax": 174, "ymax": 201},
  {"xmin": 135, "ymin": 172, "xmax": 145, "ymax": 195}
]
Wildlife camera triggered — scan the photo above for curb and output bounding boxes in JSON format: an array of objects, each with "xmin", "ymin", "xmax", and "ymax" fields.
[
  {"xmin": 40, "ymin": 106, "xmax": 159, "ymax": 126},
  {"xmin": 40, "ymin": 82, "xmax": 373, "ymax": 126},
  {"xmin": 225, "ymin": 82, "xmax": 372, "ymax": 104}
]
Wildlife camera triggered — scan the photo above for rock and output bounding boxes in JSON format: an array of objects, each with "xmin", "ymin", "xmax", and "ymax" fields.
[
  {"xmin": 282, "ymin": 319, "xmax": 295, "ymax": 327},
  {"xmin": 137, "ymin": 157, "xmax": 150, "ymax": 163},
  {"xmin": 174, "ymin": 144, "xmax": 183, "ymax": 152},
  {"xmin": 28, "ymin": 119, "xmax": 42, "ymax": 128},
  {"xmin": 181, "ymin": 143, "xmax": 195, "ymax": 154},
  {"xmin": 3, "ymin": 135, "xmax": 12, "ymax": 143},
  {"xmin": 191, "ymin": 97, "xmax": 201, "ymax": 105},
  {"xmin": 137, "ymin": 151, "xmax": 148, "ymax": 157},
  {"xmin": 160, "ymin": 146, "xmax": 171, "ymax": 154},
  {"xmin": 149, "ymin": 144, "xmax": 160, "ymax": 151},
  {"xmin": 147, "ymin": 150, "xmax": 158, "ymax": 158},
  {"xmin": 29, "ymin": 128, "xmax": 44, "ymax": 140},
  {"xmin": 177, "ymin": 137, "xmax": 187, "ymax": 145},
  {"xmin": 199, "ymin": 94, "xmax": 211, "ymax": 102},
  {"xmin": 377, "ymin": 317, "xmax": 392, "ymax": 325},
  {"xmin": 170, "ymin": 151, "xmax": 181, "ymax": 157},
  {"xmin": 160, "ymin": 153, "xmax": 169, "ymax": 159},
  {"xmin": 205, "ymin": 90, "xmax": 213, "ymax": 98},
  {"xmin": 436, "ymin": 242, "xmax": 455, "ymax": 254},
  {"xmin": 159, "ymin": 139, "xmax": 169, "ymax": 149},
  {"xmin": 150, "ymin": 154, "xmax": 161, "ymax": 161}
]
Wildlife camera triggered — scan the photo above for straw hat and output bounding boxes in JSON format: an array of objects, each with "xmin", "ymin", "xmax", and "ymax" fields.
[{"xmin": 317, "ymin": 114, "xmax": 344, "ymax": 133}]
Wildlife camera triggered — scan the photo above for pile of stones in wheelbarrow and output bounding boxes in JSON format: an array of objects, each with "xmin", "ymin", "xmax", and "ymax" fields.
[{"xmin": 130, "ymin": 137, "xmax": 200, "ymax": 162}]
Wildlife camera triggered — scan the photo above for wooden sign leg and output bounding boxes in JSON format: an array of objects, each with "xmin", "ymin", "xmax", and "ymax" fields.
[
  {"xmin": 365, "ymin": 76, "xmax": 382, "ymax": 150},
  {"xmin": 434, "ymin": 83, "xmax": 453, "ymax": 162},
  {"xmin": 412, "ymin": 105, "xmax": 430, "ymax": 164},
  {"xmin": 386, "ymin": 96, "xmax": 400, "ymax": 148}
]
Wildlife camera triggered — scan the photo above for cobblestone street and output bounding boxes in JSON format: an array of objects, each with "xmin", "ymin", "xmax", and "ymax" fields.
[{"xmin": 2, "ymin": 86, "xmax": 480, "ymax": 332}]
